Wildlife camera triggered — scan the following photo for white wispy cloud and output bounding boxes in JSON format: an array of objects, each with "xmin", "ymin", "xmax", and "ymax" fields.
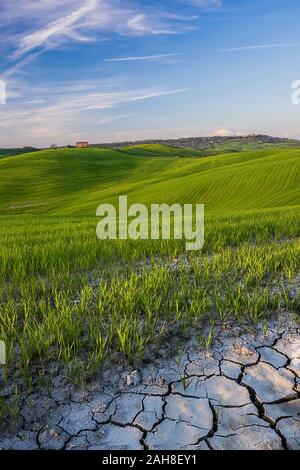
[
  {"xmin": 104, "ymin": 53, "xmax": 183, "ymax": 62},
  {"xmin": 3, "ymin": 49, "xmax": 50, "ymax": 79},
  {"xmin": 1, "ymin": 0, "xmax": 222, "ymax": 67},
  {"xmin": 184, "ymin": 0, "xmax": 222, "ymax": 7},
  {"xmin": 125, "ymin": 13, "xmax": 186, "ymax": 36},
  {"xmin": 97, "ymin": 113, "xmax": 134, "ymax": 124},
  {"xmin": 0, "ymin": 79, "xmax": 190, "ymax": 146},
  {"xmin": 204, "ymin": 128, "xmax": 235, "ymax": 137},
  {"xmin": 129, "ymin": 89, "xmax": 189, "ymax": 102},
  {"xmin": 220, "ymin": 43, "xmax": 299, "ymax": 52},
  {"xmin": 11, "ymin": 0, "xmax": 98, "ymax": 59}
]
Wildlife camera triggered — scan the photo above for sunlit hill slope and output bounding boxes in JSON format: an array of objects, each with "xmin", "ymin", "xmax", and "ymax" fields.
[{"xmin": 0, "ymin": 144, "xmax": 299, "ymax": 216}]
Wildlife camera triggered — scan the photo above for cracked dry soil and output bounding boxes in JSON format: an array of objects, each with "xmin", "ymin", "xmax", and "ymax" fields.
[{"xmin": 0, "ymin": 316, "xmax": 299, "ymax": 451}]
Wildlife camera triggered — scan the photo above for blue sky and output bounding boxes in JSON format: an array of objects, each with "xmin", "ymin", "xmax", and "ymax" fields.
[{"xmin": 1, "ymin": 0, "xmax": 300, "ymax": 147}]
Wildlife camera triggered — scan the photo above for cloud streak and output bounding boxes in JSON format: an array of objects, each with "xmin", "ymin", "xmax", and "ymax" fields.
[
  {"xmin": 104, "ymin": 53, "xmax": 183, "ymax": 62},
  {"xmin": 220, "ymin": 43, "xmax": 299, "ymax": 52},
  {"xmin": 184, "ymin": 0, "xmax": 222, "ymax": 7},
  {"xmin": 129, "ymin": 88, "xmax": 189, "ymax": 102}
]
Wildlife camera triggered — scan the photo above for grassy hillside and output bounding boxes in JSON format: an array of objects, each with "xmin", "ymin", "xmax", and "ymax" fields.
[
  {"xmin": 195, "ymin": 140, "xmax": 300, "ymax": 156},
  {"xmin": 0, "ymin": 144, "xmax": 300, "ymax": 395},
  {"xmin": 119, "ymin": 143, "xmax": 206, "ymax": 157},
  {"xmin": 0, "ymin": 147, "xmax": 38, "ymax": 159},
  {"xmin": 0, "ymin": 144, "xmax": 299, "ymax": 216},
  {"xmin": 94, "ymin": 136, "xmax": 300, "ymax": 156}
]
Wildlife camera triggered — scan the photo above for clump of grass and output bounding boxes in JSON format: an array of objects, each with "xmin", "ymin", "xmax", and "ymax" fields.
[
  {"xmin": 205, "ymin": 320, "xmax": 215, "ymax": 350},
  {"xmin": 0, "ymin": 386, "xmax": 20, "ymax": 426}
]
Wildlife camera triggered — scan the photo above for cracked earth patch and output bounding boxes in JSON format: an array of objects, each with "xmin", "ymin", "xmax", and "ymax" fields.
[{"xmin": 0, "ymin": 316, "xmax": 299, "ymax": 450}]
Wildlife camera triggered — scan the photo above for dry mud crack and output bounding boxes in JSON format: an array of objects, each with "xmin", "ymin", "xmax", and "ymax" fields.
[{"xmin": 0, "ymin": 317, "xmax": 299, "ymax": 450}]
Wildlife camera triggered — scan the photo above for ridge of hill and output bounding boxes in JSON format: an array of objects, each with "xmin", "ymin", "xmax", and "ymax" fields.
[{"xmin": 0, "ymin": 145, "xmax": 299, "ymax": 216}]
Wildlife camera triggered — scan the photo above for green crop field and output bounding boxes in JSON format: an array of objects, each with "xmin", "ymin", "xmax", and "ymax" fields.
[
  {"xmin": 0, "ymin": 148, "xmax": 39, "ymax": 159},
  {"xmin": 0, "ymin": 145, "xmax": 299, "ymax": 418},
  {"xmin": 0, "ymin": 144, "xmax": 300, "ymax": 215}
]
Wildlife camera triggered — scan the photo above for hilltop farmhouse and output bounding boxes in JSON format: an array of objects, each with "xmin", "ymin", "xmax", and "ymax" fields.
[{"xmin": 76, "ymin": 142, "xmax": 89, "ymax": 148}]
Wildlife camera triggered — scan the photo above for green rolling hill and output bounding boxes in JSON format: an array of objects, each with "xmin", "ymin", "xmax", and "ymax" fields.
[
  {"xmin": 0, "ymin": 147, "xmax": 38, "ymax": 159},
  {"xmin": 0, "ymin": 144, "xmax": 299, "ymax": 216}
]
